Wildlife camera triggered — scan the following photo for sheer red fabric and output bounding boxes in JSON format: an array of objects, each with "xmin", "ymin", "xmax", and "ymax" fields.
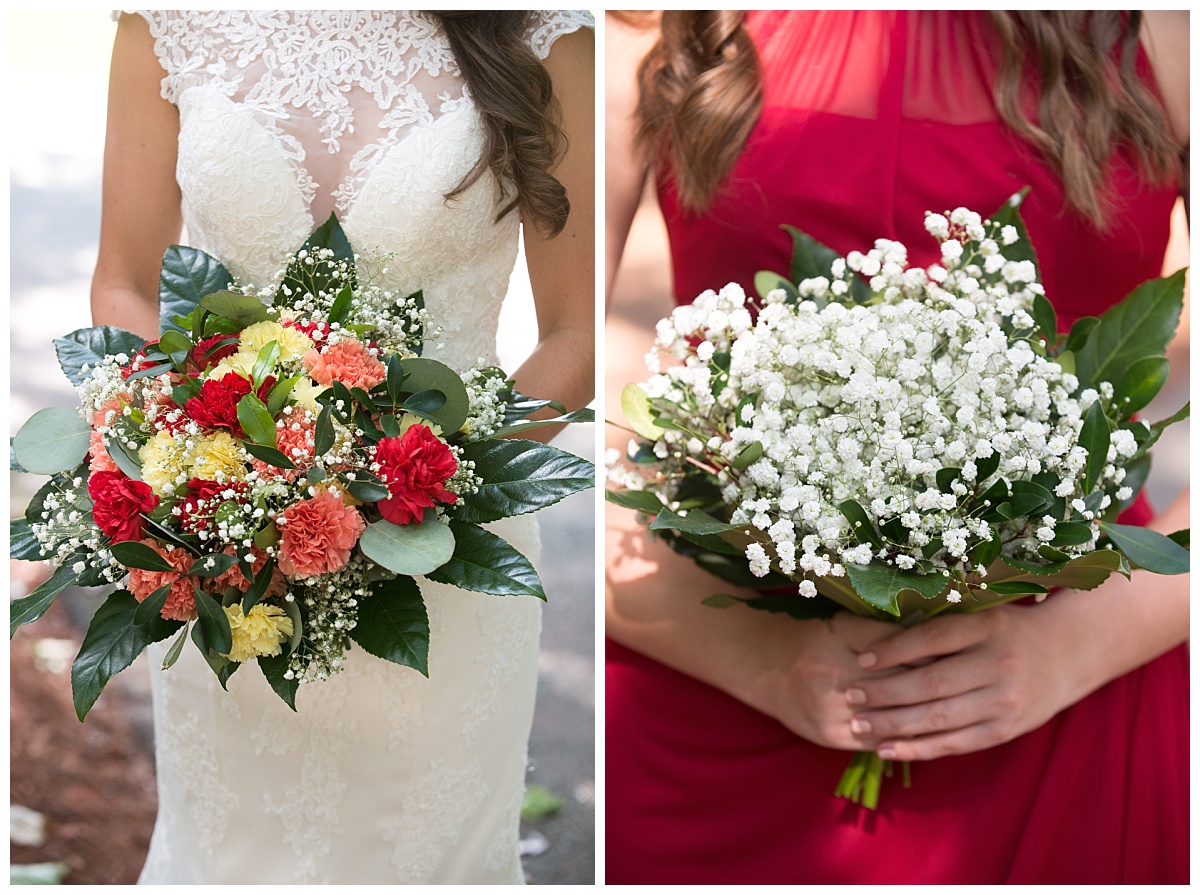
[{"xmin": 606, "ymin": 11, "xmax": 1187, "ymax": 884}]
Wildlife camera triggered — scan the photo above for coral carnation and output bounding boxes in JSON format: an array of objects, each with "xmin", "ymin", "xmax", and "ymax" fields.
[
  {"xmin": 126, "ymin": 541, "xmax": 199, "ymax": 621},
  {"xmin": 88, "ymin": 470, "xmax": 160, "ymax": 542},
  {"xmin": 210, "ymin": 545, "xmax": 287, "ymax": 599},
  {"xmin": 303, "ymin": 339, "xmax": 386, "ymax": 390},
  {"xmin": 88, "ymin": 430, "xmax": 121, "ymax": 475},
  {"xmin": 276, "ymin": 489, "xmax": 365, "ymax": 577},
  {"xmin": 374, "ymin": 425, "xmax": 458, "ymax": 525}
]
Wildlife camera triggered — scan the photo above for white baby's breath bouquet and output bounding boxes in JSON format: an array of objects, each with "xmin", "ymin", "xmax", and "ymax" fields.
[{"xmin": 608, "ymin": 193, "xmax": 1189, "ymax": 809}]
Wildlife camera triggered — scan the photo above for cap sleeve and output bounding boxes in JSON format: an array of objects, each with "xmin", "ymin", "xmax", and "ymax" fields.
[{"xmin": 524, "ymin": 10, "xmax": 594, "ymax": 60}]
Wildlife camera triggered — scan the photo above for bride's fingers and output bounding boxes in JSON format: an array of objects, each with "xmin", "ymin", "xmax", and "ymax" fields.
[{"xmin": 873, "ymin": 721, "xmax": 1008, "ymax": 762}]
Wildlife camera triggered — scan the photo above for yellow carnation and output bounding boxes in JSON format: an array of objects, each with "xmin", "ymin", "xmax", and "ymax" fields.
[
  {"xmin": 207, "ymin": 353, "xmax": 254, "ymax": 380},
  {"xmin": 290, "ymin": 376, "xmax": 328, "ymax": 413},
  {"xmin": 222, "ymin": 603, "xmax": 294, "ymax": 663},
  {"xmin": 192, "ymin": 431, "xmax": 249, "ymax": 483},
  {"xmin": 139, "ymin": 430, "xmax": 192, "ymax": 496},
  {"xmin": 397, "ymin": 413, "xmax": 443, "ymax": 438},
  {"xmin": 240, "ymin": 320, "xmax": 314, "ymax": 364}
]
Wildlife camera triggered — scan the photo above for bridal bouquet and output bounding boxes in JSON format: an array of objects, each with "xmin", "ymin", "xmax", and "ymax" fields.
[
  {"xmin": 607, "ymin": 196, "xmax": 1189, "ymax": 809},
  {"xmin": 12, "ymin": 216, "xmax": 594, "ymax": 719}
]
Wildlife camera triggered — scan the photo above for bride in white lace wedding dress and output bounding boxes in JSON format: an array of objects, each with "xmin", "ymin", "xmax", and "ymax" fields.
[{"xmin": 94, "ymin": 11, "xmax": 594, "ymax": 884}]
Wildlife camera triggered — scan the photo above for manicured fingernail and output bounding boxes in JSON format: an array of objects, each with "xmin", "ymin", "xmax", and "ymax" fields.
[
  {"xmin": 846, "ymin": 687, "xmax": 867, "ymax": 705},
  {"xmin": 850, "ymin": 717, "xmax": 872, "ymax": 735},
  {"xmin": 877, "ymin": 745, "xmax": 897, "ymax": 760},
  {"xmin": 858, "ymin": 652, "xmax": 877, "ymax": 669}
]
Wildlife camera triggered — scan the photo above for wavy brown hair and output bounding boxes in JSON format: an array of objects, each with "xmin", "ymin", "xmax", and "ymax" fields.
[
  {"xmin": 633, "ymin": 11, "xmax": 1182, "ymax": 227},
  {"xmin": 432, "ymin": 11, "xmax": 570, "ymax": 236}
]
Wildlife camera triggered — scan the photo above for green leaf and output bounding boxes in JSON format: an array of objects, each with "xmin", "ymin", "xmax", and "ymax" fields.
[
  {"xmin": 844, "ymin": 563, "xmax": 948, "ymax": 617},
  {"xmin": 281, "ymin": 215, "xmax": 355, "ymax": 302},
  {"xmin": 186, "ymin": 552, "xmax": 238, "ymax": 578},
  {"xmin": 200, "ymin": 291, "xmax": 276, "ymax": 328},
  {"xmin": 328, "ymin": 283, "xmax": 354, "ymax": 324},
  {"xmin": 349, "ymin": 574, "xmax": 429, "ymax": 675},
  {"xmin": 159, "ymin": 244, "xmax": 232, "ymax": 333},
  {"xmin": 754, "ymin": 269, "xmax": 798, "ymax": 302},
  {"xmin": 648, "ymin": 507, "xmax": 741, "ymax": 536},
  {"xmin": 160, "ymin": 622, "xmax": 190, "ymax": 670},
  {"xmin": 157, "ymin": 329, "xmax": 194, "ymax": 368},
  {"xmin": 267, "ymin": 375, "xmax": 300, "ymax": 415},
  {"xmin": 379, "ymin": 414, "xmax": 401, "ymax": 438},
  {"xmin": 1078, "ymin": 400, "xmax": 1110, "ymax": 495},
  {"xmin": 731, "ymin": 441, "xmax": 764, "ymax": 470},
  {"xmin": 132, "ymin": 583, "xmax": 173, "ymax": 625},
  {"xmin": 399, "ymin": 388, "xmax": 446, "ymax": 416},
  {"xmin": 251, "ymin": 340, "xmax": 282, "ymax": 388},
  {"xmin": 71, "ymin": 590, "xmax": 182, "ymax": 720},
  {"xmin": 1099, "ymin": 521, "xmax": 1190, "ymax": 575},
  {"xmin": 783, "ymin": 224, "xmax": 870, "ymax": 303},
  {"xmin": 386, "ymin": 355, "xmax": 405, "ymax": 403},
  {"xmin": 935, "ymin": 467, "xmax": 962, "ymax": 494},
  {"xmin": 1065, "ymin": 316, "xmax": 1100, "ymax": 354},
  {"xmin": 425, "ymin": 521, "xmax": 545, "ymax": 598},
  {"xmin": 13, "ymin": 407, "xmax": 91, "ymax": 475},
  {"xmin": 1051, "ymin": 521, "xmax": 1095, "ymax": 547},
  {"xmin": 9, "ymin": 562, "xmax": 82, "ymax": 637},
  {"xmin": 1032, "ymin": 293, "xmax": 1058, "ymax": 345},
  {"xmin": 104, "ymin": 434, "xmax": 145, "ymax": 481},
  {"xmin": 982, "ymin": 581, "xmax": 1050, "ymax": 596},
  {"xmin": 1168, "ymin": 528, "xmax": 1190, "ymax": 551},
  {"xmin": 10, "ymin": 517, "xmax": 45, "ymax": 561},
  {"xmin": 236, "ymin": 394, "xmax": 277, "ymax": 447},
  {"xmin": 838, "ymin": 499, "xmax": 883, "ymax": 549},
  {"xmin": 193, "ymin": 584, "xmax": 233, "ymax": 655},
  {"xmin": 258, "ymin": 651, "xmax": 299, "ymax": 710},
  {"xmin": 454, "ymin": 439, "xmax": 595, "ymax": 524},
  {"xmin": 110, "ymin": 540, "xmax": 178, "ymax": 572},
  {"xmin": 344, "ymin": 477, "xmax": 391, "ymax": 503},
  {"xmin": 604, "ymin": 488, "xmax": 664, "ymax": 514},
  {"xmin": 620, "ymin": 383, "xmax": 664, "ymax": 440},
  {"xmin": 489, "ymin": 407, "xmax": 595, "ymax": 439},
  {"xmin": 398, "ymin": 358, "xmax": 470, "ymax": 433},
  {"xmin": 10, "ymin": 862, "xmax": 70, "ymax": 885},
  {"xmin": 987, "ymin": 549, "xmax": 1128, "ymax": 592},
  {"xmin": 359, "ymin": 515, "xmax": 455, "ymax": 576},
  {"xmin": 1113, "ymin": 356, "xmax": 1170, "ymax": 419},
  {"xmin": 53, "ymin": 326, "xmax": 147, "ymax": 387},
  {"xmin": 242, "ymin": 441, "xmax": 296, "ymax": 470},
  {"xmin": 521, "ymin": 783, "xmax": 565, "ymax": 821},
  {"xmin": 988, "ymin": 188, "xmax": 1040, "ymax": 278},
  {"xmin": 314, "ymin": 404, "xmax": 335, "ymax": 455},
  {"xmin": 239, "ymin": 557, "xmax": 277, "ymax": 612},
  {"xmin": 1072, "ymin": 269, "xmax": 1186, "ymax": 391}
]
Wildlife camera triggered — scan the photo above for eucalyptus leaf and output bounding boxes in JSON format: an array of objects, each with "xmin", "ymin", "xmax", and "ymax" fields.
[
  {"xmin": 13, "ymin": 407, "xmax": 91, "ymax": 474},
  {"xmin": 71, "ymin": 590, "xmax": 182, "ymax": 720},
  {"xmin": 398, "ymin": 358, "xmax": 469, "ymax": 433},
  {"xmin": 425, "ymin": 521, "xmax": 545, "ymax": 598},
  {"xmin": 359, "ymin": 515, "xmax": 455, "ymax": 576},
  {"xmin": 104, "ymin": 435, "xmax": 145, "ymax": 480},
  {"xmin": 349, "ymin": 574, "xmax": 429, "ymax": 676}
]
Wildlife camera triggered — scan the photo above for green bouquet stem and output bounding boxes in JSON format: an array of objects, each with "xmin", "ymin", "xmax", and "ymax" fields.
[{"xmin": 834, "ymin": 751, "xmax": 911, "ymax": 810}]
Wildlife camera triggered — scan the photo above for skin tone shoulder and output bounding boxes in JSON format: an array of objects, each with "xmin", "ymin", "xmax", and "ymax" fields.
[
  {"xmin": 93, "ymin": 14, "xmax": 594, "ymax": 437},
  {"xmin": 604, "ymin": 10, "xmax": 1189, "ymax": 761}
]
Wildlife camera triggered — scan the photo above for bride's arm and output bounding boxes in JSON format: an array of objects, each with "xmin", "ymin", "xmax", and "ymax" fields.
[
  {"xmin": 91, "ymin": 13, "xmax": 182, "ymax": 341},
  {"xmin": 603, "ymin": 12, "xmax": 900, "ymax": 752},
  {"xmin": 511, "ymin": 27, "xmax": 595, "ymax": 441}
]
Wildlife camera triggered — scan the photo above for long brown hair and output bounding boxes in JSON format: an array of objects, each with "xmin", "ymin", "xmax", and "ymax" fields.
[
  {"xmin": 432, "ymin": 11, "xmax": 570, "ymax": 237},
  {"xmin": 634, "ymin": 11, "xmax": 1181, "ymax": 227}
]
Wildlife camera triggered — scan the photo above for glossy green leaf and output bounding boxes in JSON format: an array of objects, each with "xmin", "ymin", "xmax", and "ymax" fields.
[
  {"xmin": 258, "ymin": 651, "xmax": 299, "ymax": 710},
  {"xmin": 425, "ymin": 521, "xmax": 545, "ymax": 598},
  {"xmin": 453, "ymin": 439, "xmax": 595, "ymax": 524},
  {"xmin": 72, "ymin": 590, "xmax": 182, "ymax": 720},
  {"xmin": 53, "ymin": 325, "xmax": 147, "ymax": 387},
  {"xmin": 1065, "ymin": 316, "xmax": 1100, "ymax": 353},
  {"xmin": 754, "ymin": 269, "xmax": 798, "ymax": 302},
  {"xmin": 10, "ymin": 562, "xmax": 81, "ymax": 637},
  {"xmin": 267, "ymin": 374, "xmax": 300, "ymax": 415},
  {"xmin": 10, "ymin": 517, "xmax": 45, "ymax": 562},
  {"xmin": 604, "ymin": 488, "xmax": 665, "ymax": 514},
  {"xmin": 132, "ymin": 583, "xmax": 173, "ymax": 626},
  {"xmin": 159, "ymin": 244, "xmax": 232, "ymax": 333},
  {"xmin": 1113, "ymin": 356, "xmax": 1170, "ymax": 419},
  {"xmin": 186, "ymin": 552, "xmax": 238, "ymax": 578},
  {"xmin": 649, "ymin": 507, "xmax": 741, "ymax": 536},
  {"xmin": 1072, "ymin": 269, "xmax": 1185, "ymax": 390},
  {"xmin": 844, "ymin": 563, "xmax": 948, "ymax": 617},
  {"xmin": 1078, "ymin": 400, "xmax": 1110, "ymax": 495},
  {"xmin": 193, "ymin": 583, "xmax": 233, "ymax": 656},
  {"xmin": 251, "ymin": 340, "xmax": 281, "ymax": 388},
  {"xmin": 236, "ymin": 394, "xmax": 277, "ymax": 447},
  {"xmin": 157, "ymin": 329, "xmax": 194, "ymax": 367},
  {"xmin": 314, "ymin": 404, "xmax": 335, "ymax": 455},
  {"xmin": 242, "ymin": 441, "xmax": 296, "ymax": 470},
  {"xmin": 1099, "ymin": 521, "xmax": 1190, "ymax": 575},
  {"xmin": 1032, "ymin": 293, "xmax": 1057, "ymax": 344},
  {"xmin": 1050, "ymin": 521, "xmax": 1095, "ymax": 547},
  {"xmin": 730, "ymin": 441, "xmax": 764, "ymax": 470},
  {"xmin": 200, "ymin": 291, "xmax": 275, "ymax": 328},
  {"xmin": 110, "ymin": 540, "xmax": 178, "ymax": 572},
  {"xmin": 783, "ymin": 224, "xmax": 871, "ymax": 304},
  {"xmin": 349, "ymin": 574, "xmax": 429, "ymax": 676},
  {"xmin": 359, "ymin": 515, "xmax": 455, "ymax": 576},
  {"xmin": 328, "ymin": 284, "xmax": 354, "ymax": 324},
  {"xmin": 240, "ymin": 557, "xmax": 276, "ymax": 613},
  {"xmin": 838, "ymin": 499, "xmax": 883, "ymax": 549},
  {"xmin": 13, "ymin": 407, "xmax": 91, "ymax": 474}
]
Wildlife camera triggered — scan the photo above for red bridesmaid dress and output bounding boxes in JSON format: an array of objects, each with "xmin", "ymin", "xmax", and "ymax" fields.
[{"xmin": 606, "ymin": 11, "xmax": 1188, "ymax": 884}]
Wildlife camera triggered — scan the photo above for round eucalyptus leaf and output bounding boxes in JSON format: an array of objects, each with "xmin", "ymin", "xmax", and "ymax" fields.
[
  {"xmin": 359, "ymin": 515, "xmax": 455, "ymax": 576},
  {"xmin": 14, "ymin": 407, "xmax": 92, "ymax": 474},
  {"xmin": 398, "ymin": 358, "xmax": 469, "ymax": 433}
]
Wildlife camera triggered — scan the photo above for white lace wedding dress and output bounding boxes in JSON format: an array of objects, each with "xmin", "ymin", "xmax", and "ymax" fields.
[{"xmin": 126, "ymin": 10, "xmax": 593, "ymax": 884}]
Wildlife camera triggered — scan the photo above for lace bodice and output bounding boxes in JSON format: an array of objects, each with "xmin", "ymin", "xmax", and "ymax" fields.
[{"xmin": 134, "ymin": 9, "xmax": 592, "ymax": 371}]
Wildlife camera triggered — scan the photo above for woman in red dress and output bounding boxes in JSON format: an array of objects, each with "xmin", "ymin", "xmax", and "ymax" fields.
[{"xmin": 605, "ymin": 11, "xmax": 1189, "ymax": 884}]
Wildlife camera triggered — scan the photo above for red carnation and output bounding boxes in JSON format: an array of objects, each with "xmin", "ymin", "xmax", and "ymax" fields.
[
  {"xmin": 373, "ymin": 425, "xmax": 458, "ymax": 525},
  {"xmin": 88, "ymin": 470, "xmax": 160, "ymax": 542},
  {"xmin": 177, "ymin": 478, "xmax": 248, "ymax": 534},
  {"xmin": 192, "ymin": 334, "xmax": 239, "ymax": 367},
  {"xmin": 184, "ymin": 372, "xmax": 273, "ymax": 437}
]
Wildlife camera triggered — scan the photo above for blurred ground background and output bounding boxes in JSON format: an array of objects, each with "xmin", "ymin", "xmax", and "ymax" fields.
[{"xmin": 9, "ymin": 10, "xmax": 595, "ymax": 885}]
